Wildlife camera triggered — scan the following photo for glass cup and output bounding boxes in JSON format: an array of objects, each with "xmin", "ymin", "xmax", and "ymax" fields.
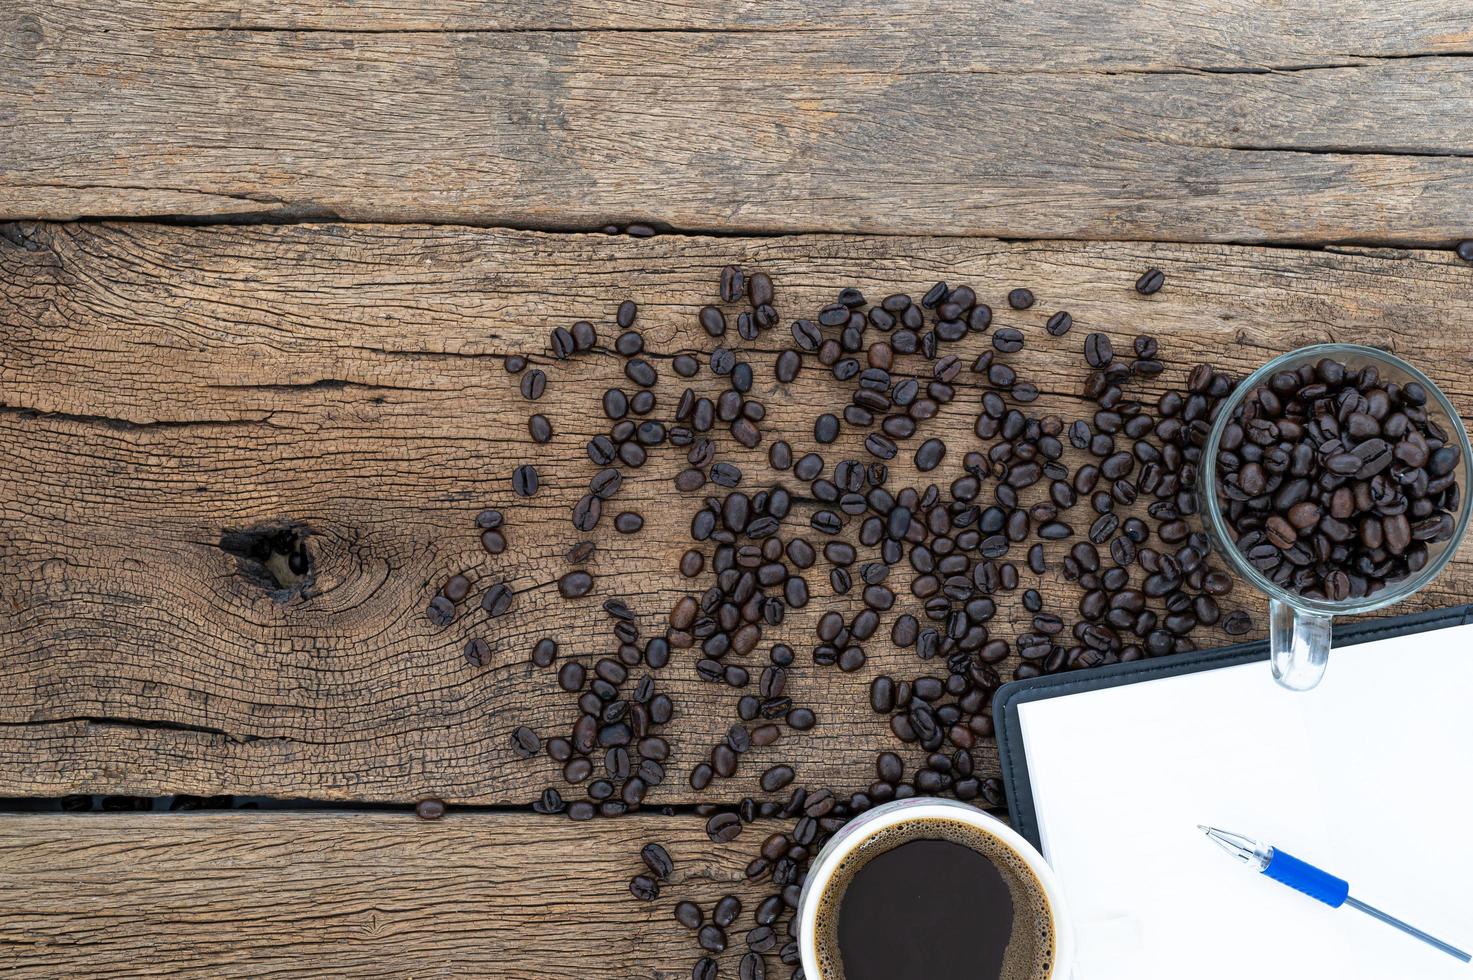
[{"xmin": 1200, "ymin": 343, "xmax": 1472, "ymax": 691}]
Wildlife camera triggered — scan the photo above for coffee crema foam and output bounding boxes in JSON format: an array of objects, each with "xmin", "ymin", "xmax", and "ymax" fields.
[{"xmin": 812, "ymin": 817, "xmax": 1055, "ymax": 980}]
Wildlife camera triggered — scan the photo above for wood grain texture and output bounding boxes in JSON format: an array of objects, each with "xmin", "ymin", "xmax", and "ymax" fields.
[
  {"xmin": 4, "ymin": 2, "xmax": 1473, "ymax": 240},
  {"xmin": 3, "ymin": 221, "xmax": 1473, "ymax": 803},
  {"xmin": 14, "ymin": 0, "xmax": 1472, "ymax": 39},
  {"xmin": 0, "ymin": 810, "xmax": 776, "ymax": 978}
]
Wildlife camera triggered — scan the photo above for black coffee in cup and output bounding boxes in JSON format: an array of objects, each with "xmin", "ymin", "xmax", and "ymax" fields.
[{"xmin": 811, "ymin": 817, "xmax": 1055, "ymax": 980}]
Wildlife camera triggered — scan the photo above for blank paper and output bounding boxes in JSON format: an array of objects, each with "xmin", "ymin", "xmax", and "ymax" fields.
[{"xmin": 1017, "ymin": 622, "xmax": 1473, "ymax": 980}]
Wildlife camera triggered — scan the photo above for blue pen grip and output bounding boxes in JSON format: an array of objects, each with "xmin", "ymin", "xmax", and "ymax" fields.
[{"xmin": 1263, "ymin": 848, "xmax": 1349, "ymax": 907}]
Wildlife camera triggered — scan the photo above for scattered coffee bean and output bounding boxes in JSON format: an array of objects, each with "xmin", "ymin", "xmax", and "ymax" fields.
[
  {"xmin": 641, "ymin": 843, "xmax": 674, "ymax": 879},
  {"xmin": 630, "ymin": 874, "xmax": 660, "ymax": 901},
  {"xmin": 676, "ymin": 901, "xmax": 704, "ymax": 929},
  {"xmin": 481, "ymin": 583, "xmax": 513, "ymax": 617},
  {"xmin": 520, "ymin": 369, "xmax": 547, "ymax": 400},
  {"xmin": 464, "ymin": 637, "xmax": 491, "ymax": 667},
  {"xmin": 512, "ymin": 465, "xmax": 539, "ymax": 497},
  {"xmin": 559, "ymin": 571, "xmax": 594, "ymax": 599},
  {"xmin": 1135, "ymin": 268, "xmax": 1165, "ymax": 295},
  {"xmin": 707, "ymin": 812, "xmax": 743, "ymax": 843},
  {"xmin": 457, "ymin": 266, "xmax": 1270, "ymax": 953}
]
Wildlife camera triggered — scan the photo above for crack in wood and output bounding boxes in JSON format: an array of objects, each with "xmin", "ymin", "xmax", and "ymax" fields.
[
  {"xmin": 18, "ymin": 215, "xmax": 1464, "ymax": 252},
  {"xmin": 1218, "ymin": 143, "xmax": 1473, "ymax": 160},
  {"xmin": 147, "ymin": 25, "xmax": 825, "ymax": 36},
  {"xmin": 0, "ymin": 404, "xmax": 278, "ymax": 431},
  {"xmin": 205, "ymin": 380, "xmax": 432, "ymax": 394},
  {"xmin": 0, "ymin": 716, "xmax": 293, "ymax": 745}
]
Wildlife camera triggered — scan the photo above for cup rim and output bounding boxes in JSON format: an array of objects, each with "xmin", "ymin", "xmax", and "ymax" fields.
[
  {"xmin": 1201, "ymin": 342, "xmax": 1473, "ymax": 615},
  {"xmin": 796, "ymin": 797, "xmax": 1075, "ymax": 979}
]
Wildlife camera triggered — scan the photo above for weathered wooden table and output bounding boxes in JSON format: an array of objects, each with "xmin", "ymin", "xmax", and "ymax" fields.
[{"xmin": 3, "ymin": 2, "xmax": 1472, "ymax": 976}]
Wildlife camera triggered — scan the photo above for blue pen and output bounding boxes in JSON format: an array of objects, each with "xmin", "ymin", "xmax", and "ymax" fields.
[{"xmin": 1200, "ymin": 826, "xmax": 1470, "ymax": 963}]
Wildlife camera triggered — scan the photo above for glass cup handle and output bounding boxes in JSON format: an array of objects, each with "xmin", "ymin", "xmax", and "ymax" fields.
[{"xmin": 1269, "ymin": 598, "xmax": 1332, "ymax": 691}]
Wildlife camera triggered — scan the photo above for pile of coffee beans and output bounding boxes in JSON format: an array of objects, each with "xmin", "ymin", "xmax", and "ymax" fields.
[
  {"xmin": 1215, "ymin": 356, "xmax": 1463, "ymax": 600},
  {"xmin": 428, "ymin": 262, "xmax": 1265, "ymax": 979}
]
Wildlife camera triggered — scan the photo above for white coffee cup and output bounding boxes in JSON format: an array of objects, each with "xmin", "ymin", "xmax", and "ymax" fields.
[{"xmin": 796, "ymin": 797, "xmax": 1076, "ymax": 979}]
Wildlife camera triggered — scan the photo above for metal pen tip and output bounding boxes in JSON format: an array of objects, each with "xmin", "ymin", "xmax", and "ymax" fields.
[{"xmin": 1199, "ymin": 825, "xmax": 1269, "ymax": 868}]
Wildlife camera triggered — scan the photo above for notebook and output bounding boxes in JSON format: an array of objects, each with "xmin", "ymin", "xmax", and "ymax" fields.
[{"xmin": 993, "ymin": 605, "xmax": 1473, "ymax": 980}]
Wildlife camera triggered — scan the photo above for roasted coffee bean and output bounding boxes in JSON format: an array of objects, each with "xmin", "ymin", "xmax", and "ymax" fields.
[
  {"xmin": 464, "ymin": 637, "xmax": 491, "ymax": 667},
  {"xmin": 559, "ymin": 570, "xmax": 594, "ymax": 598},
  {"xmin": 519, "ymin": 369, "xmax": 547, "ymax": 400},
  {"xmin": 416, "ymin": 799, "xmax": 446, "ymax": 820},
  {"xmin": 615, "ymin": 299, "xmax": 640, "ymax": 330},
  {"xmin": 626, "ymin": 358, "xmax": 657, "ymax": 387},
  {"xmin": 719, "ymin": 265, "xmax": 748, "ymax": 302},
  {"xmin": 713, "ymin": 895, "xmax": 742, "ymax": 928},
  {"xmin": 481, "ymin": 582, "xmax": 514, "ymax": 616},
  {"xmin": 439, "ymin": 574, "xmax": 470, "ymax": 602},
  {"xmin": 551, "ymin": 326, "xmax": 576, "ymax": 358},
  {"xmin": 1046, "ymin": 311, "xmax": 1073, "ymax": 336},
  {"xmin": 707, "ymin": 812, "xmax": 743, "ymax": 843},
  {"xmin": 698, "ymin": 925, "xmax": 728, "ymax": 954},
  {"xmin": 992, "ymin": 328, "xmax": 1024, "ymax": 353},
  {"xmin": 760, "ymin": 765, "xmax": 795, "ymax": 792},
  {"xmin": 1084, "ymin": 333, "xmax": 1114, "ymax": 368},
  {"xmin": 641, "ymin": 843, "xmax": 674, "ymax": 880},
  {"xmin": 630, "ymin": 874, "xmax": 660, "ymax": 901},
  {"xmin": 572, "ymin": 494, "xmax": 602, "ymax": 532},
  {"xmin": 512, "ymin": 465, "xmax": 539, "ymax": 497},
  {"xmin": 510, "ymin": 725, "xmax": 540, "ymax": 758},
  {"xmin": 571, "ymin": 320, "xmax": 597, "ymax": 351},
  {"xmin": 698, "ymin": 305, "xmax": 728, "ymax": 338},
  {"xmin": 528, "ymin": 413, "xmax": 553, "ymax": 443},
  {"xmin": 1008, "ymin": 288, "xmax": 1035, "ymax": 310},
  {"xmin": 748, "ymin": 272, "xmax": 774, "ymax": 306},
  {"xmin": 529, "ymin": 637, "xmax": 558, "ymax": 668},
  {"xmin": 676, "ymin": 900, "xmax": 704, "ymax": 930},
  {"xmin": 1135, "ymin": 268, "xmax": 1166, "ymax": 295}
]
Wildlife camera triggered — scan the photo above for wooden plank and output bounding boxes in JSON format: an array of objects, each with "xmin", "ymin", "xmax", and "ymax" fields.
[
  {"xmin": 0, "ymin": 810, "xmax": 778, "ymax": 978},
  {"xmin": 18, "ymin": 0, "xmax": 1472, "ymax": 42},
  {"xmin": 2, "ymin": 222, "xmax": 1472, "ymax": 804},
  {"xmin": 4, "ymin": 3, "xmax": 1473, "ymax": 240}
]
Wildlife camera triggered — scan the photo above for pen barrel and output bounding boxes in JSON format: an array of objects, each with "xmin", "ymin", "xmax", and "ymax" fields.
[{"xmin": 1263, "ymin": 849, "xmax": 1349, "ymax": 908}]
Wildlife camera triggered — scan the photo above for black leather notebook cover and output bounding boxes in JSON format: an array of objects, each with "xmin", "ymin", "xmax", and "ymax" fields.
[{"xmin": 992, "ymin": 603, "xmax": 1473, "ymax": 852}]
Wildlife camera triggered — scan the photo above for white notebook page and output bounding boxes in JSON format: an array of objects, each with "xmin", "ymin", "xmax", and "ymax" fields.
[{"xmin": 1017, "ymin": 621, "xmax": 1473, "ymax": 980}]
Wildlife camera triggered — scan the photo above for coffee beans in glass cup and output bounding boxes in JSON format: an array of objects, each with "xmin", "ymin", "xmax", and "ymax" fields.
[{"xmin": 1203, "ymin": 343, "xmax": 1472, "ymax": 690}]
